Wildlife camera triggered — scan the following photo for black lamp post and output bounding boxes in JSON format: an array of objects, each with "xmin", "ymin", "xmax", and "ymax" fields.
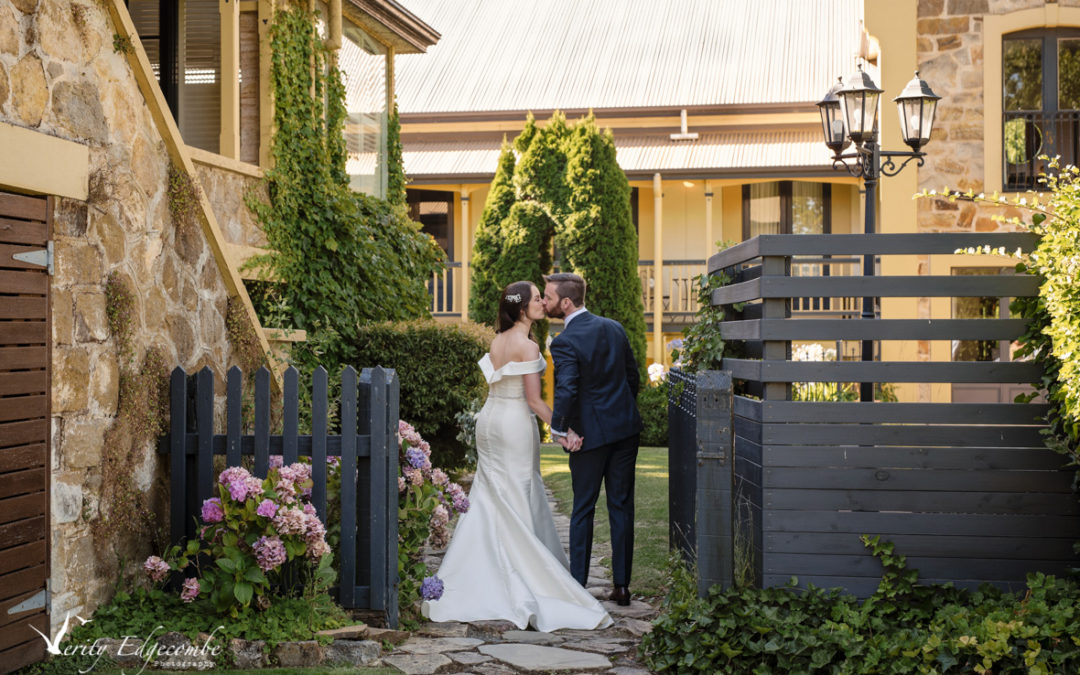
[{"xmin": 817, "ymin": 66, "xmax": 941, "ymax": 401}]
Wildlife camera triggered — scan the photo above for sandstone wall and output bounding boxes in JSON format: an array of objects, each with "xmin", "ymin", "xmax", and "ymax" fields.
[
  {"xmin": 916, "ymin": 0, "xmax": 1080, "ymax": 233},
  {"xmin": 193, "ymin": 160, "xmax": 268, "ymax": 249},
  {"xmin": 0, "ymin": 0, "xmax": 248, "ymax": 632}
]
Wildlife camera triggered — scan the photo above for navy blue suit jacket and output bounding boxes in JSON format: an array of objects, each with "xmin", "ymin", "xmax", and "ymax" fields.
[{"xmin": 550, "ymin": 311, "xmax": 643, "ymax": 452}]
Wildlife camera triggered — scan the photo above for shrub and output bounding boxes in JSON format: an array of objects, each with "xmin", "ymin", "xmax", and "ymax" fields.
[
  {"xmin": 638, "ymin": 381, "xmax": 668, "ymax": 447},
  {"xmin": 341, "ymin": 320, "xmax": 493, "ymax": 468},
  {"xmin": 643, "ymin": 537, "xmax": 1080, "ymax": 674}
]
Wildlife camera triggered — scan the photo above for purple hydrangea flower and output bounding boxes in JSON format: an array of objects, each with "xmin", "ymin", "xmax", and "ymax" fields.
[
  {"xmin": 420, "ymin": 575, "xmax": 444, "ymax": 601},
  {"xmin": 405, "ymin": 447, "xmax": 430, "ymax": 470},
  {"xmin": 253, "ymin": 536, "xmax": 287, "ymax": 571},
  {"xmin": 180, "ymin": 577, "xmax": 200, "ymax": 603},
  {"xmin": 256, "ymin": 499, "xmax": 278, "ymax": 518},
  {"xmin": 201, "ymin": 497, "xmax": 224, "ymax": 523}
]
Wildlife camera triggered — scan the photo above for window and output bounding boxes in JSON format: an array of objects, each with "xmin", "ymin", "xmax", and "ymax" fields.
[
  {"xmin": 1002, "ymin": 28, "xmax": 1080, "ymax": 190},
  {"xmin": 128, "ymin": 0, "xmax": 221, "ymax": 153},
  {"xmin": 339, "ymin": 23, "xmax": 388, "ymax": 198},
  {"xmin": 741, "ymin": 182, "xmax": 831, "ymax": 239}
]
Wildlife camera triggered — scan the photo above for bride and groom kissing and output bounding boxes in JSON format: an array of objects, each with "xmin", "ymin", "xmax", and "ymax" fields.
[{"xmin": 423, "ymin": 272, "xmax": 642, "ymax": 631}]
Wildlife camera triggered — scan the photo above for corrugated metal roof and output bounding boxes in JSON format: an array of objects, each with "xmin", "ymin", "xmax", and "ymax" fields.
[
  {"xmin": 395, "ymin": 0, "xmax": 864, "ymax": 114},
  {"xmin": 402, "ymin": 129, "xmax": 836, "ymax": 179}
]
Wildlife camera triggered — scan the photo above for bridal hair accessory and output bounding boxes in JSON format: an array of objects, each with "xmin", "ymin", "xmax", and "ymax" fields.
[{"xmin": 506, "ymin": 293, "xmax": 522, "ymax": 302}]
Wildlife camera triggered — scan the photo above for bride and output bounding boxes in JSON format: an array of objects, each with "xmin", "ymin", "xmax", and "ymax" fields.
[{"xmin": 422, "ymin": 281, "xmax": 612, "ymax": 631}]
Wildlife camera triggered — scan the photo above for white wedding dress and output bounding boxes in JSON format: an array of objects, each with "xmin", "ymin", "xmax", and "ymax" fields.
[{"xmin": 421, "ymin": 354, "xmax": 612, "ymax": 631}]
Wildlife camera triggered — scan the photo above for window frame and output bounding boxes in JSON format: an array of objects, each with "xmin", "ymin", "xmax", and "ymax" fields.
[{"xmin": 740, "ymin": 181, "xmax": 832, "ymax": 240}]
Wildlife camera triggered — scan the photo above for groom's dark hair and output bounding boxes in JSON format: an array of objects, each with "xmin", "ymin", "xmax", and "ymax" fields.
[{"xmin": 544, "ymin": 273, "xmax": 586, "ymax": 308}]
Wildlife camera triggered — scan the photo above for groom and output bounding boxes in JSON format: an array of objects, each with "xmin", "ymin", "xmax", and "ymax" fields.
[{"xmin": 543, "ymin": 273, "xmax": 642, "ymax": 606}]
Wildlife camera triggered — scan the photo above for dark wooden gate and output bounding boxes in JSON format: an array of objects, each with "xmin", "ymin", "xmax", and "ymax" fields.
[
  {"xmin": 0, "ymin": 191, "xmax": 52, "ymax": 674},
  {"xmin": 162, "ymin": 365, "xmax": 401, "ymax": 627}
]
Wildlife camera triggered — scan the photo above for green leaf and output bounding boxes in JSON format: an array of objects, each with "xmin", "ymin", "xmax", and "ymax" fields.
[
  {"xmin": 233, "ymin": 581, "xmax": 254, "ymax": 605},
  {"xmin": 215, "ymin": 557, "xmax": 237, "ymax": 572}
]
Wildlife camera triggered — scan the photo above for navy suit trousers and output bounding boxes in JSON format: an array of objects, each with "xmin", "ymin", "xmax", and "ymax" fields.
[{"xmin": 567, "ymin": 433, "xmax": 639, "ymax": 588}]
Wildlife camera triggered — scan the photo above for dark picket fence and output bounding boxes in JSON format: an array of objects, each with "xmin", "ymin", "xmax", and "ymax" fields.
[
  {"xmin": 670, "ymin": 232, "xmax": 1080, "ymax": 597},
  {"xmin": 160, "ymin": 364, "xmax": 400, "ymax": 627}
]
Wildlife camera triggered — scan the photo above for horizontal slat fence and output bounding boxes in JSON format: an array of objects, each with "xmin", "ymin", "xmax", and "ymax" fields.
[
  {"xmin": 160, "ymin": 365, "xmax": 400, "ymax": 626},
  {"xmin": 696, "ymin": 233, "xmax": 1080, "ymax": 596}
]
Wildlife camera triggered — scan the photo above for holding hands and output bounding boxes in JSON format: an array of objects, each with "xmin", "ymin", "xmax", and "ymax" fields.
[{"xmin": 557, "ymin": 428, "xmax": 584, "ymax": 452}]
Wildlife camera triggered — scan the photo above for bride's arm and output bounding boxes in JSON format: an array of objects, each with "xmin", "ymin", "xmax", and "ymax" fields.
[{"xmin": 523, "ymin": 372, "xmax": 552, "ymax": 425}]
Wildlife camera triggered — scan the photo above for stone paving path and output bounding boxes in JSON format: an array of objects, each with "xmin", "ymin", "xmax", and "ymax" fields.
[{"xmin": 378, "ymin": 485, "xmax": 658, "ymax": 674}]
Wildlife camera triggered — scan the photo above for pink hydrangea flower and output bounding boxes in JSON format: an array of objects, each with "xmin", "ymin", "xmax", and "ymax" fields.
[
  {"xmin": 273, "ymin": 507, "xmax": 306, "ymax": 535},
  {"xmin": 276, "ymin": 478, "xmax": 298, "ymax": 504},
  {"xmin": 201, "ymin": 497, "xmax": 224, "ymax": 523},
  {"xmin": 180, "ymin": 577, "xmax": 200, "ymax": 603},
  {"xmin": 398, "ymin": 476, "xmax": 406, "ymax": 493},
  {"xmin": 218, "ymin": 466, "xmax": 251, "ymax": 486},
  {"xmin": 303, "ymin": 503, "xmax": 316, "ymax": 516},
  {"xmin": 398, "ymin": 420, "xmax": 423, "ymax": 446},
  {"xmin": 447, "ymin": 483, "xmax": 470, "ymax": 514},
  {"xmin": 307, "ymin": 537, "xmax": 330, "ymax": 559},
  {"xmin": 253, "ymin": 536, "xmax": 287, "ymax": 571},
  {"xmin": 143, "ymin": 556, "xmax": 170, "ymax": 582},
  {"xmin": 430, "ymin": 469, "xmax": 449, "ymax": 487},
  {"xmin": 256, "ymin": 499, "xmax": 278, "ymax": 518},
  {"xmin": 403, "ymin": 467, "xmax": 424, "ymax": 487},
  {"xmin": 429, "ymin": 504, "xmax": 449, "ymax": 529},
  {"xmin": 269, "ymin": 455, "xmax": 284, "ymax": 469}
]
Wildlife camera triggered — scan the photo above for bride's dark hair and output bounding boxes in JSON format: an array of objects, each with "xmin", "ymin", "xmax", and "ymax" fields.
[{"xmin": 497, "ymin": 281, "xmax": 536, "ymax": 334}]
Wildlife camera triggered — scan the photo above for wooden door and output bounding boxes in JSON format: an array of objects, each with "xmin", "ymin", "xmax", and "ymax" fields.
[{"xmin": 0, "ymin": 191, "xmax": 51, "ymax": 673}]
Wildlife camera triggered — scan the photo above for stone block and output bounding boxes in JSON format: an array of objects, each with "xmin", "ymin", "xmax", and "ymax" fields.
[
  {"xmin": 53, "ymin": 346, "xmax": 90, "ymax": 412},
  {"xmin": 90, "ymin": 211, "xmax": 128, "ymax": 266},
  {"xmin": 89, "ymin": 349, "xmax": 118, "ymax": 415},
  {"xmin": 415, "ymin": 621, "xmax": 468, "ymax": 638},
  {"xmin": 38, "ymin": 0, "xmax": 84, "ymax": 64},
  {"xmin": 52, "ymin": 80, "xmax": 110, "ymax": 144},
  {"xmin": 397, "ymin": 637, "xmax": 483, "ymax": 654},
  {"xmin": 62, "ymin": 419, "xmax": 104, "ymax": 468},
  {"xmin": 918, "ymin": 0, "xmax": 944, "ymax": 16},
  {"xmin": 55, "ymin": 239, "xmax": 103, "ymax": 288},
  {"xmin": 74, "ymin": 290, "xmax": 108, "ymax": 342},
  {"xmin": 272, "ymin": 640, "xmax": 323, "ymax": 668},
  {"xmin": 229, "ymin": 639, "xmax": 266, "ymax": 669},
  {"xmin": 381, "ymin": 652, "xmax": 451, "ymax": 675},
  {"xmin": 364, "ymin": 626, "xmax": 411, "ymax": 645},
  {"xmin": 53, "ymin": 287, "xmax": 74, "ymax": 345},
  {"xmin": 317, "ymin": 624, "xmax": 368, "ymax": 640},
  {"xmin": 323, "ymin": 639, "xmax": 381, "ymax": 666},
  {"xmin": 947, "ymin": 0, "xmax": 988, "ymax": 14},
  {"xmin": 11, "ymin": 53, "xmax": 47, "ymax": 126},
  {"xmin": 917, "ymin": 16, "xmax": 970, "ymax": 35},
  {"xmin": 477, "ymin": 643, "xmax": 612, "ymax": 671},
  {"xmin": 52, "ymin": 479, "xmax": 83, "ymax": 523},
  {"xmin": 0, "ymin": 5, "xmax": 18, "ymax": 56},
  {"xmin": 937, "ymin": 35, "xmax": 961, "ymax": 50}
]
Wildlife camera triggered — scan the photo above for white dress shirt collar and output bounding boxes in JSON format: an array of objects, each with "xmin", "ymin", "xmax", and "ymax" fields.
[{"xmin": 563, "ymin": 306, "xmax": 588, "ymax": 327}]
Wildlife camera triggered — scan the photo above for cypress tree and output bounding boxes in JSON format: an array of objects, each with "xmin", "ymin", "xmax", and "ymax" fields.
[
  {"xmin": 492, "ymin": 201, "xmax": 553, "ymax": 348},
  {"xmin": 561, "ymin": 116, "xmax": 647, "ymax": 369},
  {"xmin": 469, "ymin": 141, "xmax": 517, "ymax": 326}
]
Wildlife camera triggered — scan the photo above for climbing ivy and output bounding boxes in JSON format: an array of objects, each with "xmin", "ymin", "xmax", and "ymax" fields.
[
  {"xmin": 246, "ymin": 6, "xmax": 443, "ymax": 373},
  {"xmin": 386, "ymin": 100, "xmax": 407, "ymax": 209}
]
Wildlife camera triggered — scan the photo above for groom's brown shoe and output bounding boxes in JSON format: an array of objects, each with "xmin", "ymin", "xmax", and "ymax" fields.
[{"xmin": 610, "ymin": 585, "xmax": 631, "ymax": 606}]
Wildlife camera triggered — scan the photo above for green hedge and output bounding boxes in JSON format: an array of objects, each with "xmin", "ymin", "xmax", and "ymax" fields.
[
  {"xmin": 342, "ymin": 320, "xmax": 493, "ymax": 468},
  {"xmin": 638, "ymin": 381, "xmax": 668, "ymax": 447},
  {"xmin": 643, "ymin": 537, "xmax": 1080, "ymax": 674}
]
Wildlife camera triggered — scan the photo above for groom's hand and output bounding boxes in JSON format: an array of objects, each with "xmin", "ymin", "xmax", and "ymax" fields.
[{"xmin": 566, "ymin": 429, "xmax": 583, "ymax": 452}]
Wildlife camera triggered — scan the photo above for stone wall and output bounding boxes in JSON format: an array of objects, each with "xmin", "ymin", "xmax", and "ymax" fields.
[
  {"xmin": 0, "ymin": 0, "xmax": 247, "ymax": 633},
  {"xmin": 915, "ymin": 0, "xmax": 1080, "ymax": 233},
  {"xmin": 193, "ymin": 160, "xmax": 268, "ymax": 249}
]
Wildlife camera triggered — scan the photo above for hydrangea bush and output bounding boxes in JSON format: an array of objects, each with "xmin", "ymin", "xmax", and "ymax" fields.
[
  {"xmin": 147, "ymin": 461, "xmax": 336, "ymax": 616},
  {"xmin": 397, "ymin": 420, "xmax": 469, "ymax": 623}
]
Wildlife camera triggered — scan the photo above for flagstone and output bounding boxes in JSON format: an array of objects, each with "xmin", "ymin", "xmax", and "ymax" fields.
[
  {"xmin": 382, "ymin": 652, "xmax": 452, "ymax": 674},
  {"xmin": 416, "ymin": 621, "xmax": 470, "ymax": 638},
  {"xmin": 323, "ymin": 639, "xmax": 381, "ymax": 666},
  {"xmin": 559, "ymin": 638, "xmax": 632, "ymax": 654},
  {"xmin": 501, "ymin": 629, "xmax": 565, "ymax": 644},
  {"xmin": 479, "ymin": 643, "xmax": 612, "ymax": 671},
  {"xmin": 397, "ymin": 636, "xmax": 484, "ymax": 654},
  {"xmin": 447, "ymin": 650, "xmax": 494, "ymax": 665}
]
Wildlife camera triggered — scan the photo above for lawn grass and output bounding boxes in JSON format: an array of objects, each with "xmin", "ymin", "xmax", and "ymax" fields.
[{"xmin": 539, "ymin": 444, "xmax": 670, "ymax": 598}]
